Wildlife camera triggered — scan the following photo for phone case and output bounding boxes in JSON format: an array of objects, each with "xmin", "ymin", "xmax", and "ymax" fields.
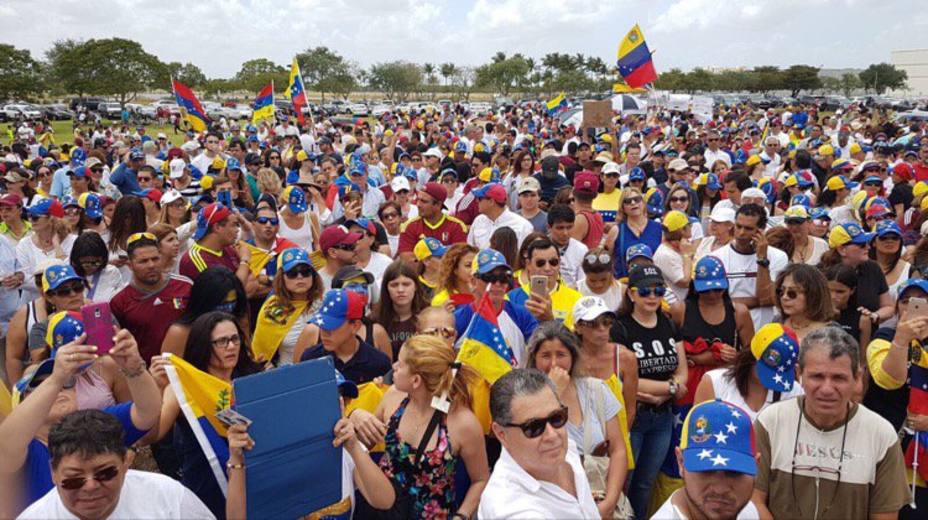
[
  {"xmin": 218, "ymin": 190, "xmax": 233, "ymax": 208},
  {"xmin": 81, "ymin": 303, "xmax": 115, "ymax": 355}
]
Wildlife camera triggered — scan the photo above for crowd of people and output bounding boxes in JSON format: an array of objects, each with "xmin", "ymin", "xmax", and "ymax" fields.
[{"xmin": 0, "ymin": 96, "xmax": 928, "ymax": 519}]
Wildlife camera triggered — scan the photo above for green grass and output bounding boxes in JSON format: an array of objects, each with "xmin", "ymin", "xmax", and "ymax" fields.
[{"xmin": 4, "ymin": 119, "xmax": 201, "ymax": 147}]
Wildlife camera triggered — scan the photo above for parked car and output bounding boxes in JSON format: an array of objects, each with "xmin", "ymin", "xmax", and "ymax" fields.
[
  {"xmin": 41, "ymin": 104, "xmax": 73, "ymax": 120},
  {"xmin": 371, "ymin": 104, "xmax": 392, "ymax": 117},
  {"xmin": 3, "ymin": 103, "xmax": 43, "ymax": 120},
  {"xmin": 69, "ymin": 97, "xmax": 106, "ymax": 112},
  {"xmin": 895, "ymin": 110, "xmax": 928, "ymax": 123},
  {"xmin": 98, "ymin": 102, "xmax": 123, "ymax": 120},
  {"xmin": 348, "ymin": 103, "xmax": 369, "ymax": 116}
]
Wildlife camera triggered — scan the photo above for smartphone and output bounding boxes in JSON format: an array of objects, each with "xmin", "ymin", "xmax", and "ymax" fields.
[
  {"xmin": 530, "ymin": 275, "xmax": 548, "ymax": 296},
  {"xmin": 910, "ymin": 297, "xmax": 928, "ymax": 319},
  {"xmin": 217, "ymin": 190, "xmax": 233, "ymax": 208},
  {"xmin": 215, "ymin": 408, "xmax": 253, "ymax": 428},
  {"xmin": 81, "ymin": 302, "xmax": 115, "ymax": 355}
]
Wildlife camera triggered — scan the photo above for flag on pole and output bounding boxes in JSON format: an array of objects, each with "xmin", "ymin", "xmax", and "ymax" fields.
[
  {"xmin": 285, "ymin": 58, "xmax": 308, "ymax": 125},
  {"xmin": 251, "ymin": 82, "xmax": 275, "ymax": 124},
  {"xmin": 546, "ymin": 92, "xmax": 568, "ymax": 116},
  {"xmin": 613, "ymin": 82, "xmax": 648, "ymax": 94},
  {"xmin": 163, "ymin": 353, "xmax": 231, "ymax": 496},
  {"xmin": 171, "ymin": 79, "xmax": 209, "ymax": 132},
  {"xmin": 617, "ymin": 24, "xmax": 658, "ymax": 88}
]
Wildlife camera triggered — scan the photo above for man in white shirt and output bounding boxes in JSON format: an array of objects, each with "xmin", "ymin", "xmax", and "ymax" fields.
[
  {"xmin": 713, "ymin": 204, "xmax": 787, "ymax": 332},
  {"xmin": 467, "ymin": 183, "xmax": 533, "ymax": 250},
  {"xmin": 651, "ymin": 400, "xmax": 760, "ymax": 519},
  {"xmin": 18, "ymin": 409, "xmax": 214, "ymax": 520},
  {"xmin": 758, "ymin": 137, "xmax": 782, "ymax": 178},
  {"xmin": 703, "ymin": 131, "xmax": 732, "ymax": 168},
  {"xmin": 479, "ymin": 369, "xmax": 600, "ymax": 519}
]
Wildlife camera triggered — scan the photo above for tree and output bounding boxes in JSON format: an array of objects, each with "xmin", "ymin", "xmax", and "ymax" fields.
[
  {"xmin": 782, "ymin": 65, "xmax": 822, "ymax": 97},
  {"xmin": 859, "ymin": 63, "xmax": 907, "ymax": 95},
  {"xmin": 423, "ymin": 63, "xmax": 436, "ymax": 85},
  {"xmin": 368, "ymin": 61, "xmax": 422, "ymax": 102},
  {"xmin": 654, "ymin": 68, "xmax": 686, "ymax": 92},
  {"xmin": 0, "ymin": 44, "xmax": 43, "ymax": 101},
  {"xmin": 475, "ymin": 54, "xmax": 531, "ymax": 97},
  {"xmin": 162, "ymin": 62, "xmax": 207, "ymax": 89},
  {"xmin": 749, "ymin": 66, "xmax": 783, "ymax": 94},
  {"xmin": 839, "ymin": 73, "xmax": 862, "ymax": 98},
  {"xmin": 48, "ymin": 38, "xmax": 164, "ymax": 105},
  {"xmin": 234, "ymin": 58, "xmax": 287, "ymax": 93},
  {"xmin": 296, "ymin": 46, "xmax": 354, "ymax": 102},
  {"xmin": 820, "ymin": 76, "xmax": 842, "ymax": 94},
  {"xmin": 440, "ymin": 62, "xmax": 456, "ymax": 86},
  {"xmin": 450, "ymin": 66, "xmax": 476, "ymax": 101}
]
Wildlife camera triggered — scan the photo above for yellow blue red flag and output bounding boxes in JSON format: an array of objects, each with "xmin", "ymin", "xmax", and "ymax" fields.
[
  {"xmin": 163, "ymin": 353, "xmax": 231, "ymax": 496},
  {"xmin": 285, "ymin": 58, "xmax": 308, "ymax": 125},
  {"xmin": 546, "ymin": 92, "xmax": 567, "ymax": 115},
  {"xmin": 617, "ymin": 24, "xmax": 658, "ymax": 88},
  {"xmin": 252, "ymin": 82, "xmax": 275, "ymax": 124},
  {"xmin": 456, "ymin": 293, "xmax": 515, "ymax": 385},
  {"xmin": 172, "ymin": 79, "xmax": 209, "ymax": 132}
]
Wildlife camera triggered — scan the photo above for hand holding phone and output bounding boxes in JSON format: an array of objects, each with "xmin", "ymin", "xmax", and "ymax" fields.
[
  {"xmin": 910, "ymin": 297, "xmax": 928, "ymax": 319},
  {"xmin": 530, "ymin": 275, "xmax": 548, "ymax": 296},
  {"xmin": 81, "ymin": 303, "xmax": 115, "ymax": 355}
]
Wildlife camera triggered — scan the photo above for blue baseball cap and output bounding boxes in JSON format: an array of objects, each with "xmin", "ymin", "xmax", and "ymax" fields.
[
  {"xmin": 472, "ymin": 249, "xmax": 510, "ymax": 275},
  {"xmin": 809, "ymin": 207, "xmax": 831, "ymax": 221},
  {"xmin": 226, "ymin": 157, "xmax": 242, "ymax": 171},
  {"xmin": 285, "ymin": 169, "xmax": 300, "ymax": 185},
  {"xmin": 874, "ymin": 219, "xmax": 902, "ymax": 239},
  {"xmin": 863, "ymin": 175, "xmax": 883, "ymax": 186},
  {"xmin": 78, "ymin": 193, "xmax": 103, "ymax": 220},
  {"xmin": 46, "ymin": 310, "xmax": 85, "ymax": 351},
  {"xmin": 693, "ymin": 256, "xmax": 729, "ymax": 293},
  {"xmin": 790, "ymin": 194, "xmax": 812, "ymax": 208},
  {"xmin": 628, "ymin": 167, "xmax": 646, "ymax": 182},
  {"xmin": 281, "ymin": 185, "xmax": 307, "ymax": 214},
  {"xmin": 828, "ymin": 221, "xmax": 874, "ymax": 248},
  {"xmin": 42, "ymin": 264, "xmax": 83, "ymax": 293},
  {"xmin": 454, "ymin": 141, "xmax": 468, "ymax": 153},
  {"xmin": 67, "ymin": 166, "xmax": 89, "ymax": 179},
  {"xmin": 680, "ymin": 399, "xmax": 757, "ymax": 476},
  {"xmin": 750, "ymin": 323, "xmax": 799, "ymax": 392},
  {"xmin": 277, "ymin": 247, "xmax": 313, "ymax": 273},
  {"xmin": 625, "ymin": 243, "xmax": 653, "ymax": 263},
  {"xmin": 308, "ymin": 289, "xmax": 367, "ymax": 332},
  {"xmin": 27, "ymin": 198, "xmax": 64, "ymax": 218},
  {"xmin": 898, "ymin": 279, "xmax": 928, "ymax": 299},
  {"xmin": 60, "ymin": 196, "xmax": 80, "ymax": 209},
  {"xmin": 193, "ymin": 202, "xmax": 233, "ymax": 241},
  {"xmin": 129, "ymin": 148, "xmax": 144, "ymax": 161},
  {"xmin": 414, "ymin": 237, "xmax": 448, "ymax": 261},
  {"xmin": 14, "ymin": 358, "xmax": 55, "ymax": 399},
  {"xmin": 335, "ymin": 369, "xmax": 359, "ymax": 398}
]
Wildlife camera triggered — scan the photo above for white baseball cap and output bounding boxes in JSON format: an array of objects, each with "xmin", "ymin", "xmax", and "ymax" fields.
[
  {"xmin": 709, "ymin": 206, "xmax": 736, "ymax": 224},
  {"xmin": 572, "ymin": 296, "xmax": 616, "ymax": 323},
  {"xmin": 602, "ymin": 162, "xmax": 621, "ymax": 175},
  {"xmin": 422, "ymin": 147, "xmax": 444, "ymax": 159},
  {"xmin": 169, "ymin": 158, "xmax": 188, "ymax": 179},
  {"xmin": 390, "ymin": 176, "xmax": 411, "ymax": 193},
  {"xmin": 160, "ymin": 189, "xmax": 184, "ymax": 205}
]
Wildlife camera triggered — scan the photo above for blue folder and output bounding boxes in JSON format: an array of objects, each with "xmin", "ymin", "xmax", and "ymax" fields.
[{"xmin": 233, "ymin": 357, "xmax": 342, "ymax": 519}]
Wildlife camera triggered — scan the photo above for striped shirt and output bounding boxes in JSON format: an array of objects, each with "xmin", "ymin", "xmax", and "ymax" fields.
[{"xmin": 178, "ymin": 242, "xmax": 240, "ymax": 281}]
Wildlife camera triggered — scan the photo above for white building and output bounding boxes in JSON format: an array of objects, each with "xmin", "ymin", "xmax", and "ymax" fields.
[{"xmin": 891, "ymin": 49, "xmax": 928, "ymax": 96}]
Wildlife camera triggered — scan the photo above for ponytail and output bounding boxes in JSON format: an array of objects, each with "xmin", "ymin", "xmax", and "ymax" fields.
[{"xmin": 402, "ymin": 335, "xmax": 478, "ymax": 409}]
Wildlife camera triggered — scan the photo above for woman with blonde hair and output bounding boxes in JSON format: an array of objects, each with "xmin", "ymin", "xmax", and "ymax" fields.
[
  {"xmin": 360, "ymin": 335, "xmax": 489, "ymax": 520},
  {"xmin": 609, "ymin": 186, "xmax": 662, "ymax": 278},
  {"xmin": 146, "ymin": 223, "xmax": 182, "ymax": 274},
  {"xmin": 255, "ymin": 167, "xmax": 282, "ymax": 201},
  {"xmin": 157, "ymin": 190, "xmax": 190, "ymax": 229}
]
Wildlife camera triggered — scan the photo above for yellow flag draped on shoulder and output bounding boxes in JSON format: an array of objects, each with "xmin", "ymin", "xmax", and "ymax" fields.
[
  {"xmin": 251, "ymin": 297, "xmax": 309, "ymax": 362},
  {"xmin": 240, "ymin": 241, "xmax": 274, "ymax": 277}
]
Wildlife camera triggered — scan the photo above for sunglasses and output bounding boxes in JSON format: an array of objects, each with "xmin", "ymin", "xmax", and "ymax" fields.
[
  {"xmin": 579, "ymin": 315, "xmax": 614, "ymax": 329},
  {"xmin": 623, "ymin": 196, "xmax": 643, "ymax": 205},
  {"xmin": 534, "ymin": 258, "xmax": 559, "ymax": 268},
  {"xmin": 49, "ymin": 282, "xmax": 84, "ymax": 297},
  {"xmin": 421, "ymin": 326, "xmax": 456, "ymax": 340},
  {"xmin": 285, "ymin": 266, "xmax": 315, "ymax": 279},
  {"xmin": 864, "ymin": 181, "xmax": 882, "ymax": 187},
  {"xmin": 632, "ymin": 285, "xmax": 666, "ymax": 297},
  {"xmin": 137, "ymin": 176, "xmax": 152, "ymax": 182},
  {"xmin": 270, "ymin": 156, "xmax": 281, "ymax": 160},
  {"xmin": 502, "ymin": 406, "xmax": 569, "ymax": 438},
  {"xmin": 256, "ymin": 216, "xmax": 279, "ymax": 225},
  {"xmin": 28, "ymin": 214, "xmax": 47, "ymax": 222},
  {"xmin": 669, "ymin": 196, "xmax": 689, "ymax": 204},
  {"xmin": 707, "ymin": 138, "xmax": 719, "ymax": 142},
  {"xmin": 59, "ymin": 465, "xmax": 120, "ymax": 491},
  {"xmin": 603, "ymin": 173, "xmax": 619, "ymax": 178},
  {"xmin": 584, "ymin": 253, "xmax": 611, "ymax": 265},
  {"xmin": 776, "ymin": 287, "xmax": 803, "ymax": 300},
  {"xmin": 478, "ymin": 271, "xmax": 512, "ymax": 285},
  {"xmin": 90, "ymin": 167, "xmax": 103, "ymax": 174},
  {"xmin": 333, "ymin": 243, "xmax": 356, "ymax": 251}
]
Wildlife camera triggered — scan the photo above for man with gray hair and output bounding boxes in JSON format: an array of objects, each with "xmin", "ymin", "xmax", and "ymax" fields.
[
  {"xmin": 751, "ymin": 326, "xmax": 909, "ymax": 519},
  {"xmin": 478, "ymin": 369, "xmax": 600, "ymax": 519}
]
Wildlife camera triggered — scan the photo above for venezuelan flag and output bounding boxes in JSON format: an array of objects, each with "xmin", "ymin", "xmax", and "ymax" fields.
[
  {"xmin": 285, "ymin": 58, "xmax": 307, "ymax": 125},
  {"xmin": 163, "ymin": 353, "xmax": 231, "ymax": 496},
  {"xmin": 172, "ymin": 80, "xmax": 209, "ymax": 132},
  {"xmin": 251, "ymin": 296, "xmax": 309, "ymax": 362},
  {"xmin": 905, "ymin": 358, "xmax": 928, "ymax": 483},
  {"xmin": 252, "ymin": 82, "xmax": 275, "ymax": 124},
  {"xmin": 617, "ymin": 24, "xmax": 657, "ymax": 89},
  {"xmin": 546, "ymin": 92, "xmax": 567, "ymax": 116},
  {"xmin": 456, "ymin": 293, "xmax": 516, "ymax": 385}
]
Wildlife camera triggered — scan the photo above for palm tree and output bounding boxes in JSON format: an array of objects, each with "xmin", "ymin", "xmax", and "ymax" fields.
[
  {"xmin": 423, "ymin": 63, "xmax": 436, "ymax": 85},
  {"xmin": 440, "ymin": 63, "xmax": 455, "ymax": 87}
]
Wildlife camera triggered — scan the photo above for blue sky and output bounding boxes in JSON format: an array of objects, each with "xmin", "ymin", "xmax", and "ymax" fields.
[{"xmin": 1, "ymin": 0, "xmax": 924, "ymax": 77}]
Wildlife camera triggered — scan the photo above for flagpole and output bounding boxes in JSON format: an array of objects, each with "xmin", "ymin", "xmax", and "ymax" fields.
[
  {"xmin": 912, "ymin": 431, "xmax": 920, "ymax": 509},
  {"xmin": 297, "ymin": 62, "xmax": 311, "ymax": 126}
]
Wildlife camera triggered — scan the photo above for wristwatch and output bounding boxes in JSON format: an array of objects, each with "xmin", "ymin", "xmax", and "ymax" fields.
[
  {"xmin": 668, "ymin": 378, "xmax": 679, "ymax": 396},
  {"xmin": 756, "ymin": 258, "xmax": 770, "ymax": 268}
]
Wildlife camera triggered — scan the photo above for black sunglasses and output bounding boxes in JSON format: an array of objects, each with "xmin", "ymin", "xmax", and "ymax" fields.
[
  {"xmin": 502, "ymin": 406, "xmax": 569, "ymax": 438},
  {"xmin": 59, "ymin": 465, "xmax": 120, "ymax": 490},
  {"xmin": 478, "ymin": 271, "xmax": 512, "ymax": 285},
  {"xmin": 49, "ymin": 282, "xmax": 84, "ymax": 297},
  {"xmin": 534, "ymin": 258, "xmax": 559, "ymax": 268},
  {"xmin": 333, "ymin": 243, "xmax": 356, "ymax": 251},
  {"xmin": 285, "ymin": 266, "xmax": 315, "ymax": 279}
]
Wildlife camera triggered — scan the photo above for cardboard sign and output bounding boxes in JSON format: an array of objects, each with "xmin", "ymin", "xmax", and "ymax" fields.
[
  {"xmin": 582, "ymin": 100, "xmax": 613, "ymax": 128},
  {"xmin": 234, "ymin": 358, "xmax": 342, "ymax": 519}
]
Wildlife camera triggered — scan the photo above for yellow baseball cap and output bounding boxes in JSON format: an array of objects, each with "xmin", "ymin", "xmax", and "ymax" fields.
[
  {"xmin": 746, "ymin": 155, "xmax": 761, "ymax": 167},
  {"xmin": 211, "ymin": 156, "xmax": 226, "ymax": 170},
  {"xmin": 849, "ymin": 143, "xmax": 862, "ymax": 154},
  {"xmin": 913, "ymin": 181, "xmax": 928, "ymax": 198},
  {"xmin": 662, "ymin": 210, "xmax": 690, "ymax": 233},
  {"xmin": 818, "ymin": 144, "xmax": 834, "ymax": 157}
]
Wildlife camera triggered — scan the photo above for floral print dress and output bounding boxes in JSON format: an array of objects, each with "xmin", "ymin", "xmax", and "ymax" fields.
[{"xmin": 378, "ymin": 398, "xmax": 457, "ymax": 519}]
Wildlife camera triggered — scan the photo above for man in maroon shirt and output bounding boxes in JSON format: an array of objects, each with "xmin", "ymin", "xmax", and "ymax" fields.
[
  {"xmin": 178, "ymin": 202, "xmax": 251, "ymax": 285},
  {"xmin": 111, "ymin": 232, "xmax": 192, "ymax": 362},
  {"xmin": 397, "ymin": 181, "xmax": 467, "ymax": 263}
]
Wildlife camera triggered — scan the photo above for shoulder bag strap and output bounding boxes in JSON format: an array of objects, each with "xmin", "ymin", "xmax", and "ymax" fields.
[{"xmin": 414, "ymin": 410, "xmax": 444, "ymax": 465}]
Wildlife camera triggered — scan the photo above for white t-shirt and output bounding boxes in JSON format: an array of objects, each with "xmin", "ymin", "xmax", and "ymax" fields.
[
  {"xmin": 713, "ymin": 243, "xmax": 788, "ymax": 332},
  {"xmin": 15, "ymin": 233, "xmax": 76, "ymax": 304},
  {"xmin": 578, "ymin": 278, "xmax": 623, "ymax": 312},
  {"xmin": 653, "ymin": 243, "xmax": 690, "ymax": 303},
  {"xmin": 651, "ymin": 490, "xmax": 760, "ymax": 519},
  {"xmin": 467, "ymin": 209, "xmax": 533, "ymax": 250},
  {"xmin": 360, "ymin": 251, "xmax": 393, "ymax": 288},
  {"xmin": 86, "ymin": 264, "xmax": 126, "ymax": 302},
  {"xmin": 704, "ymin": 367, "xmax": 804, "ymax": 423},
  {"xmin": 18, "ymin": 470, "xmax": 215, "ymax": 520},
  {"xmin": 559, "ymin": 238, "xmax": 588, "ymax": 289}
]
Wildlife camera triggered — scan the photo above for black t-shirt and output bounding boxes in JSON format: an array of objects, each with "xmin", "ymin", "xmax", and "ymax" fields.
[
  {"xmin": 611, "ymin": 312, "xmax": 681, "ymax": 381},
  {"xmin": 855, "ymin": 261, "xmax": 889, "ymax": 312},
  {"xmin": 888, "ymin": 182, "xmax": 913, "ymax": 210},
  {"xmin": 300, "ymin": 338, "xmax": 390, "ymax": 384}
]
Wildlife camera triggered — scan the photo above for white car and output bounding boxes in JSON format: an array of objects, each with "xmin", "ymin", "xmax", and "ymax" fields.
[
  {"xmin": 348, "ymin": 103, "xmax": 370, "ymax": 116},
  {"xmin": 4, "ymin": 104, "xmax": 42, "ymax": 120},
  {"xmin": 371, "ymin": 104, "xmax": 392, "ymax": 117},
  {"xmin": 469, "ymin": 102, "xmax": 492, "ymax": 114},
  {"xmin": 233, "ymin": 103, "xmax": 253, "ymax": 119}
]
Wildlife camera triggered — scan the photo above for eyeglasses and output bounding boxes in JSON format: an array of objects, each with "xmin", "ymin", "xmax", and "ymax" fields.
[
  {"xmin": 211, "ymin": 334, "xmax": 241, "ymax": 349},
  {"xmin": 533, "ymin": 258, "xmax": 559, "ymax": 268},
  {"xmin": 333, "ymin": 243, "xmax": 356, "ymax": 252},
  {"xmin": 49, "ymin": 282, "xmax": 84, "ymax": 297},
  {"xmin": 59, "ymin": 465, "xmax": 120, "ymax": 491},
  {"xmin": 502, "ymin": 406, "xmax": 569, "ymax": 439},
  {"xmin": 579, "ymin": 316, "xmax": 614, "ymax": 329},
  {"xmin": 421, "ymin": 327, "xmax": 456, "ymax": 340},
  {"xmin": 669, "ymin": 196, "xmax": 689, "ymax": 204},
  {"xmin": 380, "ymin": 212, "xmax": 399, "ymax": 220},
  {"xmin": 478, "ymin": 271, "xmax": 512, "ymax": 285},
  {"xmin": 623, "ymin": 196, "xmax": 643, "ymax": 205},
  {"xmin": 584, "ymin": 253, "xmax": 611, "ymax": 265},
  {"xmin": 79, "ymin": 258, "xmax": 103, "ymax": 269},
  {"xmin": 776, "ymin": 287, "xmax": 803, "ymax": 300},
  {"xmin": 632, "ymin": 285, "xmax": 666, "ymax": 297},
  {"xmin": 206, "ymin": 140, "xmax": 219, "ymax": 145},
  {"xmin": 285, "ymin": 266, "xmax": 315, "ymax": 279},
  {"xmin": 255, "ymin": 216, "xmax": 279, "ymax": 225},
  {"xmin": 137, "ymin": 176, "xmax": 152, "ymax": 182}
]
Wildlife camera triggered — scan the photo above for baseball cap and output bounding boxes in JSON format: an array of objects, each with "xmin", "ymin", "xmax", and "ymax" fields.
[
  {"xmin": 602, "ymin": 162, "xmax": 621, "ymax": 176},
  {"xmin": 644, "ymin": 188, "xmax": 664, "ymax": 216},
  {"xmin": 42, "ymin": 264, "xmax": 83, "ymax": 293},
  {"xmin": 307, "ymin": 289, "xmax": 367, "ymax": 331},
  {"xmin": 750, "ymin": 323, "xmax": 799, "ymax": 392},
  {"xmin": 828, "ymin": 221, "xmax": 873, "ymax": 248},
  {"xmin": 694, "ymin": 172, "xmax": 722, "ymax": 191},
  {"xmin": 913, "ymin": 181, "xmax": 928, "ymax": 198},
  {"xmin": 281, "ymin": 185, "xmax": 308, "ymax": 214},
  {"xmin": 422, "ymin": 147, "xmax": 444, "ymax": 159},
  {"xmin": 628, "ymin": 167, "xmax": 646, "ymax": 183},
  {"xmin": 169, "ymin": 158, "xmax": 187, "ymax": 179},
  {"xmin": 160, "ymin": 189, "xmax": 184, "ymax": 206},
  {"xmin": 745, "ymin": 155, "xmax": 761, "ymax": 167},
  {"xmin": 46, "ymin": 310, "xmax": 85, "ymax": 351},
  {"xmin": 472, "ymin": 248, "xmax": 510, "ymax": 275},
  {"xmin": 667, "ymin": 158, "xmax": 689, "ymax": 172},
  {"xmin": 693, "ymin": 256, "xmax": 728, "ymax": 293},
  {"xmin": 418, "ymin": 181, "xmax": 447, "ymax": 203},
  {"xmin": 517, "ymin": 176, "xmax": 541, "ymax": 194},
  {"xmin": 332, "ymin": 266, "xmax": 376, "ymax": 289},
  {"xmin": 13, "ymin": 358, "xmax": 55, "ymax": 401},
  {"xmin": 414, "ymin": 237, "xmax": 448, "ymax": 261},
  {"xmin": 679, "ymin": 399, "xmax": 757, "ymax": 476},
  {"xmin": 67, "ymin": 166, "xmax": 89, "ymax": 179},
  {"xmin": 789, "ymin": 193, "xmax": 812, "ymax": 208},
  {"xmin": 0, "ymin": 193, "xmax": 23, "ymax": 207},
  {"xmin": 627, "ymin": 264, "xmax": 664, "ymax": 289},
  {"xmin": 592, "ymin": 151, "xmax": 614, "ymax": 164},
  {"xmin": 129, "ymin": 148, "xmax": 144, "ymax": 161},
  {"xmin": 892, "ymin": 162, "xmax": 915, "ymax": 181},
  {"xmin": 454, "ymin": 141, "xmax": 468, "ymax": 153},
  {"xmin": 662, "ymin": 210, "xmax": 690, "ymax": 233},
  {"xmin": 574, "ymin": 172, "xmax": 600, "ymax": 194},
  {"xmin": 863, "ymin": 175, "xmax": 883, "ymax": 186},
  {"xmin": 625, "ymin": 243, "xmax": 653, "ymax": 263},
  {"xmin": 277, "ymin": 247, "xmax": 314, "ymax": 273},
  {"xmin": 27, "ymin": 198, "xmax": 65, "ymax": 219},
  {"xmin": 319, "ymin": 225, "xmax": 361, "ymax": 253},
  {"xmin": 830, "ymin": 158, "xmax": 853, "ymax": 172},
  {"xmin": 818, "ymin": 144, "xmax": 834, "ymax": 157},
  {"xmin": 783, "ymin": 205, "xmax": 810, "ymax": 223},
  {"xmin": 826, "ymin": 175, "xmax": 857, "ymax": 192},
  {"xmin": 572, "ymin": 296, "xmax": 616, "ymax": 323},
  {"xmin": 3, "ymin": 169, "xmax": 29, "ymax": 183},
  {"xmin": 473, "ymin": 183, "xmax": 507, "ymax": 204},
  {"xmin": 144, "ymin": 190, "xmax": 163, "ymax": 204},
  {"xmin": 874, "ymin": 219, "xmax": 902, "ymax": 239},
  {"xmin": 77, "ymin": 193, "xmax": 103, "ymax": 220},
  {"xmin": 334, "ymin": 369, "xmax": 359, "ymax": 399},
  {"xmin": 477, "ymin": 167, "xmax": 501, "ymax": 183},
  {"xmin": 810, "ymin": 207, "xmax": 831, "ymax": 221},
  {"xmin": 193, "ymin": 203, "xmax": 233, "ymax": 241},
  {"xmin": 541, "ymin": 155, "xmax": 561, "ymax": 174},
  {"xmin": 390, "ymin": 176, "xmax": 411, "ymax": 193},
  {"xmin": 898, "ymin": 278, "xmax": 928, "ymax": 300}
]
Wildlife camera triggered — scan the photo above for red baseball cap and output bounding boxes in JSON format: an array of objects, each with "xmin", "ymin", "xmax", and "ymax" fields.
[
  {"xmin": 319, "ymin": 225, "xmax": 362, "ymax": 253},
  {"xmin": 892, "ymin": 162, "xmax": 914, "ymax": 181},
  {"xmin": 574, "ymin": 171, "xmax": 600, "ymax": 193},
  {"xmin": 0, "ymin": 193, "xmax": 23, "ymax": 207},
  {"xmin": 473, "ymin": 183, "xmax": 507, "ymax": 204},
  {"xmin": 418, "ymin": 181, "xmax": 447, "ymax": 203}
]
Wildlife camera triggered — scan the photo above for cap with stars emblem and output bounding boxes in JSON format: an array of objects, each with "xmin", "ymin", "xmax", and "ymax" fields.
[
  {"xmin": 693, "ymin": 255, "xmax": 728, "ymax": 293},
  {"xmin": 680, "ymin": 399, "xmax": 756, "ymax": 475},
  {"xmin": 750, "ymin": 323, "xmax": 799, "ymax": 392},
  {"xmin": 307, "ymin": 289, "xmax": 367, "ymax": 331},
  {"xmin": 45, "ymin": 310, "xmax": 85, "ymax": 352}
]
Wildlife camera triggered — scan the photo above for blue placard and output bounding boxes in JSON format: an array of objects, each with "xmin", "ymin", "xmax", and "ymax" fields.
[{"xmin": 233, "ymin": 357, "xmax": 342, "ymax": 519}]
